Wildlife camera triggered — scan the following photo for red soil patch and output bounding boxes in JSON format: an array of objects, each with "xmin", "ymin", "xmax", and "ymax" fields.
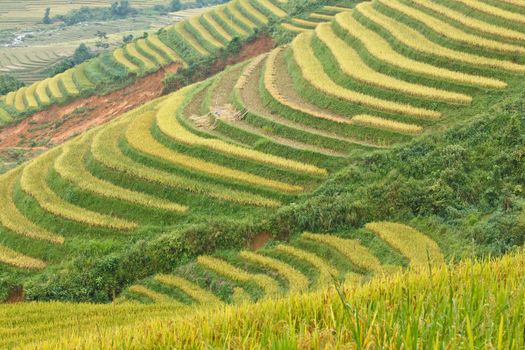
[
  {"xmin": 6, "ymin": 286, "xmax": 24, "ymax": 303},
  {"xmin": 249, "ymin": 231, "xmax": 272, "ymax": 251},
  {"xmin": 0, "ymin": 35, "xmax": 274, "ymax": 159},
  {"xmin": 0, "ymin": 63, "xmax": 181, "ymax": 151}
]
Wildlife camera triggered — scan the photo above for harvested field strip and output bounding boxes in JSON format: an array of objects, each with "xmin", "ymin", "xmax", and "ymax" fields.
[
  {"xmin": 378, "ymin": 0, "xmax": 525, "ymax": 54},
  {"xmin": 227, "ymin": 2, "xmax": 257, "ymax": 30},
  {"xmin": 137, "ymin": 38, "xmax": 167, "ymax": 66},
  {"xmin": 20, "ymin": 149, "xmax": 137, "ymax": 230},
  {"xmin": 55, "ymin": 134, "xmax": 188, "ymax": 213},
  {"xmin": 148, "ymin": 35, "xmax": 185, "ymax": 66},
  {"xmin": 188, "ymin": 16, "xmax": 224, "ymax": 49},
  {"xmin": 48, "ymin": 74, "xmax": 64, "ymax": 99},
  {"xmin": 315, "ymin": 23, "xmax": 471, "ymax": 104},
  {"xmin": 35, "ymin": 80, "xmax": 51, "ymax": 105},
  {"xmin": 24, "ymin": 83, "xmax": 39, "ymax": 108},
  {"xmin": 197, "ymin": 255, "xmax": 281, "ymax": 297},
  {"xmin": 0, "ymin": 244, "xmax": 46, "ymax": 270},
  {"xmin": 275, "ymin": 244, "xmax": 338, "ymax": 287},
  {"xmin": 174, "ymin": 22, "xmax": 209, "ymax": 56},
  {"xmin": 126, "ymin": 111, "xmax": 302, "ymax": 193},
  {"xmin": 310, "ymin": 13, "xmax": 334, "ymax": 20},
  {"xmin": 127, "ymin": 42, "xmax": 156, "ymax": 70},
  {"xmin": 336, "ymin": 11, "xmax": 507, "ymax": 88},
  {"xmin": 216, "ymin": 6, "xmax": 248, "ymax": 36},
  {"xmin": 292, "ymin": 32, "xmax": 441, "ymax": 119},
  {"xmin": 351, "ymin": 115, "xmax": 422, "ymax": 134},
  {"xmin": 303, "ymin": 232, "xmax": 383, "ymax": 274},
  {"xmin": 113, "ymin": 48, "xmax": 139, "ymax": 73},
  {"xmin": 61, "ymin": 70, "xmax": 80, "ymax": 96},
  {"xmin": 238, "ymin": 0, "xmax": 268, "ymax": 25},
  {"xmin": 454, "ymin": 0, "xmax": 525, "ymax": 25},
  {"xmin": 154, "ymin": 274, "xmax": 223, "ymax": 305},
  {"xmin": 238, "ymin": 55, "xmax": 356, "ymax": 155},
  {"xmin": 365, "ymin": 222, "xmax": 444, "ymax": 268},
  {"xmin": 91, "ymin": 118, "xmax": 280, "ymax": 208},
  {"xmin": 203, "ymin": 12, "xmax": 232, "ymax": 41},
  {"xmin": 0, "ymin": 169, "xmax": 64, "ymax": 244},
  {"xmin": 409, "ymin": 0, "xmax": 525, "ymax": 42},
  {"xmin": 255, "ymin": 0, "xmax": 287, "ymax": 17},
  {"xmin": 14, "ymin": 87, "xmax": 26, "ymax": 112},
  {"xmin": 128, "ymin": 285, "xmax": 179, "ymax": 304},
  {"xmin": 157, "ymin": 86, "xmax": 327, "ymax": 176}
]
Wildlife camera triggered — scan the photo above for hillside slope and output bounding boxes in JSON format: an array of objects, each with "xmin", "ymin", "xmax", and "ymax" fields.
[
  {"xmin": 6, "ymin": 249, "xmax": 524, "ymax": 349},
  {"xmin": 1, "ymin": 0, "xmax": 525, "ymax": 302}
]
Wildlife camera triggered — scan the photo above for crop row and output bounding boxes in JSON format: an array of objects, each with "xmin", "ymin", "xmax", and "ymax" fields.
[
  {"xmin": 454, "ymin": 0, "xmax": 525, "ymax": 25},
  {"xmin": 157, "ymin": 85, "xmax": 327, "ymax": 176},
  {"xmin": 291, "ymin": 32, "xmax": 441, "ymax": 119},
  {"xmin": 315, "ymin": 22, "xmax": 472, "ymax": 105},
  {"xmin": 335, "ymin": 10, "xmax": 507, "ymax": 88},
  {"xmin": 0, "ymin": 244, "xmax": 46, "ymax": 270}
]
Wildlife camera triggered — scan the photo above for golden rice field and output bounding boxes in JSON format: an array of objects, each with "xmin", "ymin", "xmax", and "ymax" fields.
[
  {"xmin": 118, "ymin": 222, "xmax": 443, "ymax": 305},
  {"xmin": 0, "ymin": 0, "xmax": 292, "ymax": 122},
  {"xmin": 9, "ymin": 250, "xmax": 523, "ymax": 349}
]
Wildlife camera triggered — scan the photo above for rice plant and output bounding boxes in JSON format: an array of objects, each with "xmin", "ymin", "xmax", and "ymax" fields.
[
  {"xmin": 0, "ymin": 244, "xmax": 46, "ymax": 270},
  {"xmin": 154, "ymin": 274, "xmax": 223, "ymax": 305}
]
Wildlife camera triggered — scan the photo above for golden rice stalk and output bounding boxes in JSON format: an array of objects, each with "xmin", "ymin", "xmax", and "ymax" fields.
[
  {"xmin": 61, "ymin": 70, "xmax": 80, "ymax": 96},
  {"xmin": 4, "ymin": 91, "xmax": 16, "ymax": 106},
  {"xmin": 215, "ymin": 5, "xmax": 248, "ymax": 36},
  {"xmin": 198, "ymin": 255, "xmax": 281, "ymax": 296},
  {"xmin": 276, "ymin": 244, "xmax": 338, "ymax": 288},
  {"xmin": 113, "ymin": 48, "xmax": 140, "ymax": 73},
  {"xmin": 365, "ymin": 221, "xmax": 444, "ymax": 268},
  {"xmin": 137, "ymin": 38, "xmax": 167, "ymax": 66},
  {"xmin": 154, "ymin": 274, "xmax": 223, "ymax": 305},
  {"xmin": 91, "ymin": 117, "xmax": 281, "ymax": 207},
  {"xmin": 55, "ymin": 134, "xmax": 188, "ymax": 213},
  {"xmin": 239, "ymin": 251, "xmax": 310, "ymax": 293},
  {"xmin": 35, "ymin": 79, "xmax": 51, "ymax": 105},
  {"xmin": 238, "ymin": 0, "xmax": 269, "ymax": 24},
  {"xmin": 188, "ymin": 16, "xmax": 224, "ymax": 48},
  {"xmin": 410, "ymin": 0, "xmax": 525, "ymax": 42},
  {"xmin": 351, "ymin": 115, "xmax": 423, "ymax": 134},
  {"xmin": 157, "ymin": 86, "xmax": 327, "ymax": 176},
  {"xmin": 203, "ymin": 12, "xmax": 233, "ymax": 41},
  {"xmin": 127, "ymin": 42, "xmax": 156, "ymax": 70},
  {"xmin": 128, "ymin": 285, "xmax": 180, "ymax": 304},
  {"xmin": 127, "ymin": 110, "xmax": 303, "ymax": 193},
  {"xmin": 264, "ymin": 47, "xmax": 352, "ymax": 124},
  {"xmin": 291, "ymin": 32, "xmax": 441, "ymax": 119},
  {"xmin": 281, "ymin": 22, "xmax": 310, "ymax": 33},
  {"xmin": 148, "ymin": 34, "xmax": 186, "ymax": 66},
  {"xmin": 24, "ymin": 82, "xmax": 39, "ymax": 108},
  {"xmin": 315, "ymin": 22, "xmax": 472, "ymax": 105},
  {"xmin": 302, "ymin": 232, "xmax": 384, "ymax": 274},
  {"xmin": 48, "ymin": 73, "xmax": 64, "ymax": 99},
  {"xmin": 454, "ymin": 0, "xmax": 525, "ymax": 25},
  {"xmin": 14, "ymin": 87, "xmax": 27, "ymax": 112},
  {"xmin": 20, "ymin": 148, "xmax": 137, "ymax": 230},
  {"xmin": 344, "ymin": 8, "xmax": 509, "ymax": 85},
  {"xmin": 226, "ymin": 1, "xmax": 256, "ymax": 29},
  {"xmin": 257, "ymin": 0, "xmax": 287, "ymax": 17},
  {"xmin": 377, "ymin": 0, "xmax": 525, "ymax": 54},
  {"xmin": 173, "ymin": 22, "xmax": 209, "ymax": 56},
  {"xmin": 0, "ymin": 244, "xmax": 46, "ymax": 270},
  {"xmin": 0, "ymin": 168, "xmax": 64, "ymax": 244},
  {"xmin": 235, "ymin": 54, "xmax": 268, "ymax": 90}
]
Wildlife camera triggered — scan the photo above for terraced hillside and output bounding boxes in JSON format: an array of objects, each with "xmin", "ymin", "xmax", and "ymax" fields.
[
  {"xmin": 0, "ymin": 0, "xmax": 296, "ymax": 125},
  {"xmin": 119, "ymin": 222, "xmax": 443, "ymax": 305},
  {"xmin": 1, "ymin": 0, "xmax": 525, "ymax": 294}
]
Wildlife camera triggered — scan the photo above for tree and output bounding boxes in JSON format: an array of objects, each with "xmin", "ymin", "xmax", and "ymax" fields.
[
  {"xmin": 169, "ymin": 0, "xmax": 182, "ymax": 11},
  {"xmin": 95, "ymin": 31, "xmax": 109, "ymax": 49},
  {"xmin": 42, "ymin": 7, "xmax": 52, "ymax": 24},
  {"xmin": 122, "ymin": 34, "xmax": 134, "ymax": 44},
  {"xmin": 72, "ymin": 43, "xmax": 94, "ymax": 65},
  {"xmin": 0, "ymin": 75, "xmax": 24, "ymax": 95}
]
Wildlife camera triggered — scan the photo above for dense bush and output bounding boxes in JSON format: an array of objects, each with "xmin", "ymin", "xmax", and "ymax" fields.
[{"xmin": 0, "ymin": 74, "xmax": 24, "ymax": 95}]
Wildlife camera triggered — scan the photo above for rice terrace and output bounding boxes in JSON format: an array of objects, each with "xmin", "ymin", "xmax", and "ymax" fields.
[{"xmin": 1, "ymin": 0, "xmax": 525, "ymax": 348}]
